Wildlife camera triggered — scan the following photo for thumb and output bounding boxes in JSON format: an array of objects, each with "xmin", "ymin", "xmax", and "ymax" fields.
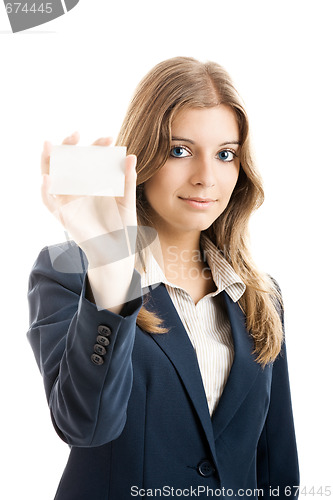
[{"xmin": 122, "ymin": 154, "xmax": 137, "ymax": 207}]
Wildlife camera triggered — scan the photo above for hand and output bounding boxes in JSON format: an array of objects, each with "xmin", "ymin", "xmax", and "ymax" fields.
[{"xmin": 41, "ymin": 132, "xmax": 138, "ymax": 267}]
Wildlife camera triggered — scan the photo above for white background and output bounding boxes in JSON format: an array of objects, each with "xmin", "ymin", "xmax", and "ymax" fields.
[{"xmin": 0, "ymin": 0, "xmax": 332, "ymax": 498}]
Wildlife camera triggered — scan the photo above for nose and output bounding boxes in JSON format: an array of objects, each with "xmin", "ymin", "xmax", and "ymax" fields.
[{"xmin": 189, "ymin": 155, "xmax": 215, "ymax": 188}]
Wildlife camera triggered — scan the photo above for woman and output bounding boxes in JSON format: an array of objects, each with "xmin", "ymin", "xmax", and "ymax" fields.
[{"xmin": 27, "ymin": 56, "xmax": 299, "ymax": 499}]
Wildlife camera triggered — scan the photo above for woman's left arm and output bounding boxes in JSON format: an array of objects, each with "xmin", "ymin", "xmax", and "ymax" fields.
[{"xmin": 256, "ymin": 294, "xmax": 300, "ymax": 499}]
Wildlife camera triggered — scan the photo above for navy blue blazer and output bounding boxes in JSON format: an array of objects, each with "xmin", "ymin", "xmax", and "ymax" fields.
[{"xmin": 27, "ymin": 242, "xmax": 299, "ymax": 499}]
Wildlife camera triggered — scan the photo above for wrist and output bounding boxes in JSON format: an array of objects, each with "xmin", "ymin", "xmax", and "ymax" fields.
[
  {"xmin": 82, "ymin": 227, "xmax": 137, "ymax": 269},
  {"xmin": 87, "ymin": 255, "xmax": 136, "ymax": 312}
]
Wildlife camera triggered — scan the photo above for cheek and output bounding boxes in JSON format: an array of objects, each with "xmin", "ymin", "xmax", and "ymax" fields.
[
  {"xmin": 144, "ymin": 171, "xmax": 171, "ymax": 208},
  {"xmin": 146, "ymin": 167, "xmax": 180, "ymax": 197},
  {"xmin": 231, "ymin": 168, "xmax": 240, "ymax": 190},
  {"xmin": 218, "ymin": 165, "xmax": 240, "ymax": 195}
]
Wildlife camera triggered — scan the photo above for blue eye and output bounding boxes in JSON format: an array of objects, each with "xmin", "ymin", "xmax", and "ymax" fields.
[
  {"xmin": 170, "ymin": 146, "xmax": 190, "ymax": 158},
  {"xmin": 218, "ymin": 150, "xmax": 236, "ymax": 162}
]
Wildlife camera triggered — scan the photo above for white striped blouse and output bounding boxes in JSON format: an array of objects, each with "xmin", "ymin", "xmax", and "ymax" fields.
[{"xmin": 140, "ymin": 233, "xmax": 246, "ymax": 416}]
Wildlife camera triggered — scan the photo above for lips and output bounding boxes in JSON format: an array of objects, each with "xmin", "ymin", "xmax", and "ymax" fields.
[
  {"xmin": 182, "ymin": 197, "xmax": 215, "ymax": 202},
  {"xmin": 179, "ymin": 197, "xmax": 216, "ymax": 209}
]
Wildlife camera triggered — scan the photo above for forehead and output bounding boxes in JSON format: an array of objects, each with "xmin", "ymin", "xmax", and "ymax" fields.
[{"xmin": 171, "ymin": 105, "xmax": 239, "ymax": 142}]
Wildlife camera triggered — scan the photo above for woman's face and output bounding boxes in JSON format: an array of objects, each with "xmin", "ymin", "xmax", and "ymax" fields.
[{"xmin": 144, "ymin": 105, "xmax": 240, "ymax": 238}]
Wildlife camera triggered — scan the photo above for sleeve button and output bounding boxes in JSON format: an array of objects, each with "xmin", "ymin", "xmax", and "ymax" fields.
[
  {"xmin": 97, "ymin": 335, "xmax": 110, "ymax": 347},
  {"xmin": 91, "ymin": 354, "xmax": 104, "ymax": 366},
  {"xmin": 94, "ymin": 344, "xmax": 106, "ymax": 356},
  {"xmin": 98, "ymin": 325, "xmax": 111, "ymax": 336}
]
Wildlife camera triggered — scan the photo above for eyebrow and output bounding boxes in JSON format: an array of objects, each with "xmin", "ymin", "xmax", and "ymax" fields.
[{"xmin": 171, "ymin": 136, "xmax": 240, "ymax": 147}]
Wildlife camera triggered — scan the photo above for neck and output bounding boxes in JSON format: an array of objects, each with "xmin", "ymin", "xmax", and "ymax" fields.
[{"xmin": 154, "ymin": 229, "xmax": 206, "ymax": 282}]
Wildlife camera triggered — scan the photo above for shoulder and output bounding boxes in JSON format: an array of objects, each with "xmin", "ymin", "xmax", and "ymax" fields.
[
  {"xmin": 29, "ymin": 240, "xmax": 88, "ymax": 291},
  {"xmin": 263, "ymin": 274, "xmax": 285, "ymax": 332},
  {"xmin": 267, "ymin": 274, "xmax": 283, "ymax": 303}
]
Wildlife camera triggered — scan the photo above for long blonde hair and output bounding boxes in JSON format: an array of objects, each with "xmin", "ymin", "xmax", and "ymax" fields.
[{"xmin": 116, "ymin": 56, "xmax": 283, "ymax": 366}]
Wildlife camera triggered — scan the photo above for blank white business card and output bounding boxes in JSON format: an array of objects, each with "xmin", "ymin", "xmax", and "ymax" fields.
[{"xmin": 49, "ymin": 145, "xmax": 126, "ymax": 196}]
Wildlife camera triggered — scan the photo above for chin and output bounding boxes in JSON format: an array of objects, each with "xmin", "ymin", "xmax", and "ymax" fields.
[{"xmin": 183, "ymin": 222, "xmax": 214, "ymax": 233}]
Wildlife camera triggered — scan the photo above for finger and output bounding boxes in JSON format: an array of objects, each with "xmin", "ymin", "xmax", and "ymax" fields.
[
  {"xmin": 41, "ymin": 174, "xmax": 79, "ymax": 208},
  {"xmin": 92, "ymin": 136, "xmax": 113, "ymax": 146},
  {"xmin": 41, "ymin": 174, "xmax": 77, "ymax": 224},
  {"xmin": 41, "ymin": 174, "xmax": 58, "ymax": 214},
  {"xmin": 121, "ymin": 154, "xmax": 137, "ymax": 207},
  {"xmin": 62, "ymin": 131, "xmax": 80, "ymax": 145},
  {"xmin": 41, "ymin": 140, "xmax": 52, "ymax": 175},
  {"xmin": 41, "ymin": 132, "xmax": 79, "ymax": 175}
]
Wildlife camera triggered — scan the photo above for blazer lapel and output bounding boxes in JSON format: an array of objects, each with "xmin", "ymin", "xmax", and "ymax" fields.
[
  {"xmin": 211, "ymin": 291, "xmax": 261, "ymax": 439},
  {"xmin": 146, "ymin": 283, "xmax": 218, "ymax": 468}
]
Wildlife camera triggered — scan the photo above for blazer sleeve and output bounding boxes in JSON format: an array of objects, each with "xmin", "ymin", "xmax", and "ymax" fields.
[
  {"xmin": 27, "ymin": 242, "xmax": 143, "ymax": 448},
  {"xmin": 256, "ymin": 284, "xmax": 300, "ymax": 498}
]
